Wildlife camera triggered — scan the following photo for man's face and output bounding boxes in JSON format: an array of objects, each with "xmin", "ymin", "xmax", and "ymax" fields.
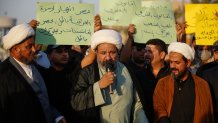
[
  {"xmin": 196, "ymin": 45, "xmax": 212, "ymax": 61},
  {"xmin": 132, "ymin": 45, "xmax": 146, "ymax": 64},
  {"xmin": 145, "ymin": 44, "xmax": 165, "ymax": 65},
  {"xmin": 96, "ymin": 43, "xmax": 118, "ymax": 68},
  {"xmin": 48, "ymin": 47, "xmax": 69, "ymax": 66},
  {"xmin": 14, "ymin": 36, "xmax": 36, "ymax": 64},
  {"xmin": 169, "ymin": 52, "xmax": 190, "ymax": 80},
  {"xmin": 214, "ymin": 50, "xmax": 218, "ymax": 62},
  {"xmin": 144, "ymin": 46, "xmax": 152, "ymax": 64}
]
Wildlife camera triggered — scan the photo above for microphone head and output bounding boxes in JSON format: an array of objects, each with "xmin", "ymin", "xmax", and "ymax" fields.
[{"xmin": 105, "ymin": 60, "xmax": 115, "ymax": 72}]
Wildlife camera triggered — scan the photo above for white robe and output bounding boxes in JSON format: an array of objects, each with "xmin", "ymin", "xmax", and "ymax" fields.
[{"xmin": 93, "ymin": 62, "xmax": 149, "ymax": 123}]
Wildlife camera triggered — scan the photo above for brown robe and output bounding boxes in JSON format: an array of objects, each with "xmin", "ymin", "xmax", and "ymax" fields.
[{"xmin": 153, "ymin": 74, "xmax": 214, "ymax": 123}]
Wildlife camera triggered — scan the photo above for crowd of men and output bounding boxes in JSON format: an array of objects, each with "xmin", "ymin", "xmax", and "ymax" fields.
[{"xmin": 0, "ymin": 14, "xmax": 218, "ymax": 123}]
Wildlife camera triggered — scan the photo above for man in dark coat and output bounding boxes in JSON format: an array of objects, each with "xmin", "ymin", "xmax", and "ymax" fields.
[
  {"xmin": 0, "ymin": 22, "xmax": 65, "ymax": 123},
  {"xmin": 202, "ymin": 65, "xmax": 218, "ymax": 122},
  {"xmin": 42, "ymin": 45, "xmax": 81, "ymax": 123}
]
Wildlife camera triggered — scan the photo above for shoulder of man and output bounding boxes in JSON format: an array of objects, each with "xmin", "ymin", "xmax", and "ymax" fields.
[
  {"xmin": 192, "ymin": 74, "xmax": 211, "ymax": 87},
  {"xmin": 0, "ymin": 58, "xmax": 12, "ymax": 73}
]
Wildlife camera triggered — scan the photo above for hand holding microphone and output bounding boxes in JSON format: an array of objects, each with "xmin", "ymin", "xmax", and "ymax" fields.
[
  {"xmin": 98, "ymin": 60, "xmax": 116, "ymax": 94},
  {"xmin": 106, "ymin": 61, "xmax": 115, "ymax": 94}
]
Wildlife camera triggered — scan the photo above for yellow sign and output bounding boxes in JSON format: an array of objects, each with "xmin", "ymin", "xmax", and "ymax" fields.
[
  {"xmin": 36, "ymin": 2, "xmax": 94, "ymax": 45},
  {"xmin": 185, "ymin": 4, "xmax": 218, "ymax": 38},
  {"xmin": 185, "ymin": 4, "xmax": 198, "ymax": 34},
  {"xmin": 185, "ymin": 4, "xmax": 218, "ymax": 45}
]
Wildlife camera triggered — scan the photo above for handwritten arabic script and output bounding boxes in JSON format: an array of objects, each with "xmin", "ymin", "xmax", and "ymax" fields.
[
  {"xmin": 132, "ymin": 1, "xmax": 176, "ymax": 44},
  {"xmin": 194, "ymin": 4, "xmax": 218, "ymax": 45},
  {"xmin": 36, "ymin": 2, "xmax": 94, "ymax": 45},
  {"xmin": 100, "ymin": 0, "xmax": 141, "ymax": 26}
]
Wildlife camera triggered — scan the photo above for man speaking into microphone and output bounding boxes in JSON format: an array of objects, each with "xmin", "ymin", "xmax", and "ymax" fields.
[{"xmin": 71, "ymin": 29, "xmax": 148, "ymax": 123}]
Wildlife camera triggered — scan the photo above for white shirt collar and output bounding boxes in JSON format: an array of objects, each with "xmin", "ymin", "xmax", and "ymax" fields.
[{"xmin": 13, "ymin": 57, "xmax": 33, "ymax": 80}]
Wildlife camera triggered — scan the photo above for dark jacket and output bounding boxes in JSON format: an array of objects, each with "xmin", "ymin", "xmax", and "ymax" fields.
[
  {"xmin": 41, "ymin": 61, "xmax": 81, "ymax": 123},
  {"xmin": 202, "ymin": 66, "xmax": 218, "ymax": 123},
  {"xmin": 196, "ymin": 62, "xmax": 218, "ymax": 77},
  {"xmin": 0, "ymin": 58, "xmax": 46, "ymax": 123},
  {"xmin": 71, "ymin": 60, "xmax": 100, "ymax": 123},
  {"xmin": 124, "ymin": 61, "xmax": 170, "ymax": 123}
]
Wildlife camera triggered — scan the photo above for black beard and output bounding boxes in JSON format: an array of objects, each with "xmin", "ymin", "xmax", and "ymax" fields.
[{"xmin": 171, "ymin": 68, "xmax": 188, "ymax": 80}]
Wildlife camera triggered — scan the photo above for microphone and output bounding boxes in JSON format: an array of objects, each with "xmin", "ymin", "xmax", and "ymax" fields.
[{"xmin": 105, "ymin": 60, "xmax": 115, "ymax": 94}]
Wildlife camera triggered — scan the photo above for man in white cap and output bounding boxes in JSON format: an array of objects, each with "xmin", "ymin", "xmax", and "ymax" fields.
[
  {"xmin": 71, "ymin": 29, "xmax": 148, "ymax": 123},
  {"xmin": 0, "ymin": 22, "xmax": 66, "ymax": 123},
  {"xmin": 153, "ymin": 42, "xmax": 214, "ymax": 123}
]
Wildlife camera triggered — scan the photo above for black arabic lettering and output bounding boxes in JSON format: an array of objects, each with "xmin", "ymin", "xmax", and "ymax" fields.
[
  {"xmin": 54, "ymin": 6, "xmax": 61, "ymax": 13},
  {"xmin": 39, "ymin": 27, "xmax": 53, "ymax": 36},
  {"xmin": 142, "ymin": 29, "xmax": 154, "ymax": 38},
  {"xmin": 156, "ymin": 29, "xmax": 172, "ymax": 38},
  {"xmin": 54, "ymin": 5, "xmax": 74, "ymax": 13},
  {"xmin": 102, "ymin": 17, "xmax": 119, "ymax": 22},
  {"xmin": 116, "ymin": 0, "xmax": 136, "ymax": 7},
  {"xmin": 135, "ymin": 10, "xmax": 152, "ymax": 17},
  {"xmin": 104, "ymin": 7, "xmax": 127, "ymax": 14},
  {"xmin": 40, "ymin": 5, "xmax": 54, "ymax": 12},
  {"xmin": 71, "ymin": 28, "xmax": 90, "ymax": 35},
  {"xmin": 143, "ymin": 22, "xmax": 160, "ymax": 28},
  {"xmin": 63, "ymin": 6, "xmax": 72, "ymax": 13},
  {"xmin": 41, "ymin": 19, "xmax": 54, "ymax": 25},
  {"xmin": 75, "ymin": 9, "xmax": 90, "ymax": 15},
  {"xmin": 57, "ymin": 16, "xmax": 65, "ymax": 26},
  {"xmin": 75, "ymin": 35, "xmax": 83, "ymax": 42}
]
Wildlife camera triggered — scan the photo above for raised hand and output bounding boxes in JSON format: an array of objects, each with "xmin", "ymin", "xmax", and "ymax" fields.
[
  {"xmin": 94, "ymin": 15, "xmax": 102, "ymax": 32},
  {"xmin": 128, "ymin": 24, "xmax": 136, "ymax": 36},
  {"xmin": 28, "ymin": 20, "xmax": 39, "ymax": 29}
]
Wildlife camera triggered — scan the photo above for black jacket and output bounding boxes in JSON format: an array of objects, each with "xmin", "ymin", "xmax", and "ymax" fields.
[
  {"xmin": 125, "ymin": 61, "xmax": 170, "ymax": 123},
  {"xmin": 202, "ymin": 66, "xmax": 218, "ymax": 123},
  {"xmin": 71, "ymin": 60, "xmax": 101, "ymax": 123},
  {"xmin": 0, "ymin": 58, "xmax": 46, "ymax": 123}
]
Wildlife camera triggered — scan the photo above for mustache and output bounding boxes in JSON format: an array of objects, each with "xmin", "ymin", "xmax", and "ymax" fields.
[
  {"xmin": 102, "ymin": 60, "xmax": 115, "ymax": 66},
  {"xmin": 170, "ymin": 68, "xmax": 178, "ymax": 71}
]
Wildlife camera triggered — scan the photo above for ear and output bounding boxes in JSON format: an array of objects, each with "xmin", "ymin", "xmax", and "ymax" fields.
[
  {"xmin": 186, "ymin": 59, "xmax": 192, "ymax": 68},
  {"xmin": 160, "ymin": 51, "xmax": 166, "ymax": 60},
  {"xmin": 11, "ymin": 46, "xmax": 20, "ymax": 53}
]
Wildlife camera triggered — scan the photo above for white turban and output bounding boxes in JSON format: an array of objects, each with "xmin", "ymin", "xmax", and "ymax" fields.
[
  {"xmin": 168, "ymin": 42, "xmax": 195, "ymax": 61},
  {"xmin": 2, "ymin": 23, "xmax": 35, "ymax": 50},
  {"xmin": 91, "ymin": 29, "xmax": 122, "ymax": 50}
]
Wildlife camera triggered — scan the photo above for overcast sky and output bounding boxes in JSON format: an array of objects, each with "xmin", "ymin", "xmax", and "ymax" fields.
[
  {"xmin": 0, "ymin": 0, "xmax": 99, "ymax": 24},
  {"xmin": 0, "ymin": 0, "xmax": 199, "ymax": 25}
]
